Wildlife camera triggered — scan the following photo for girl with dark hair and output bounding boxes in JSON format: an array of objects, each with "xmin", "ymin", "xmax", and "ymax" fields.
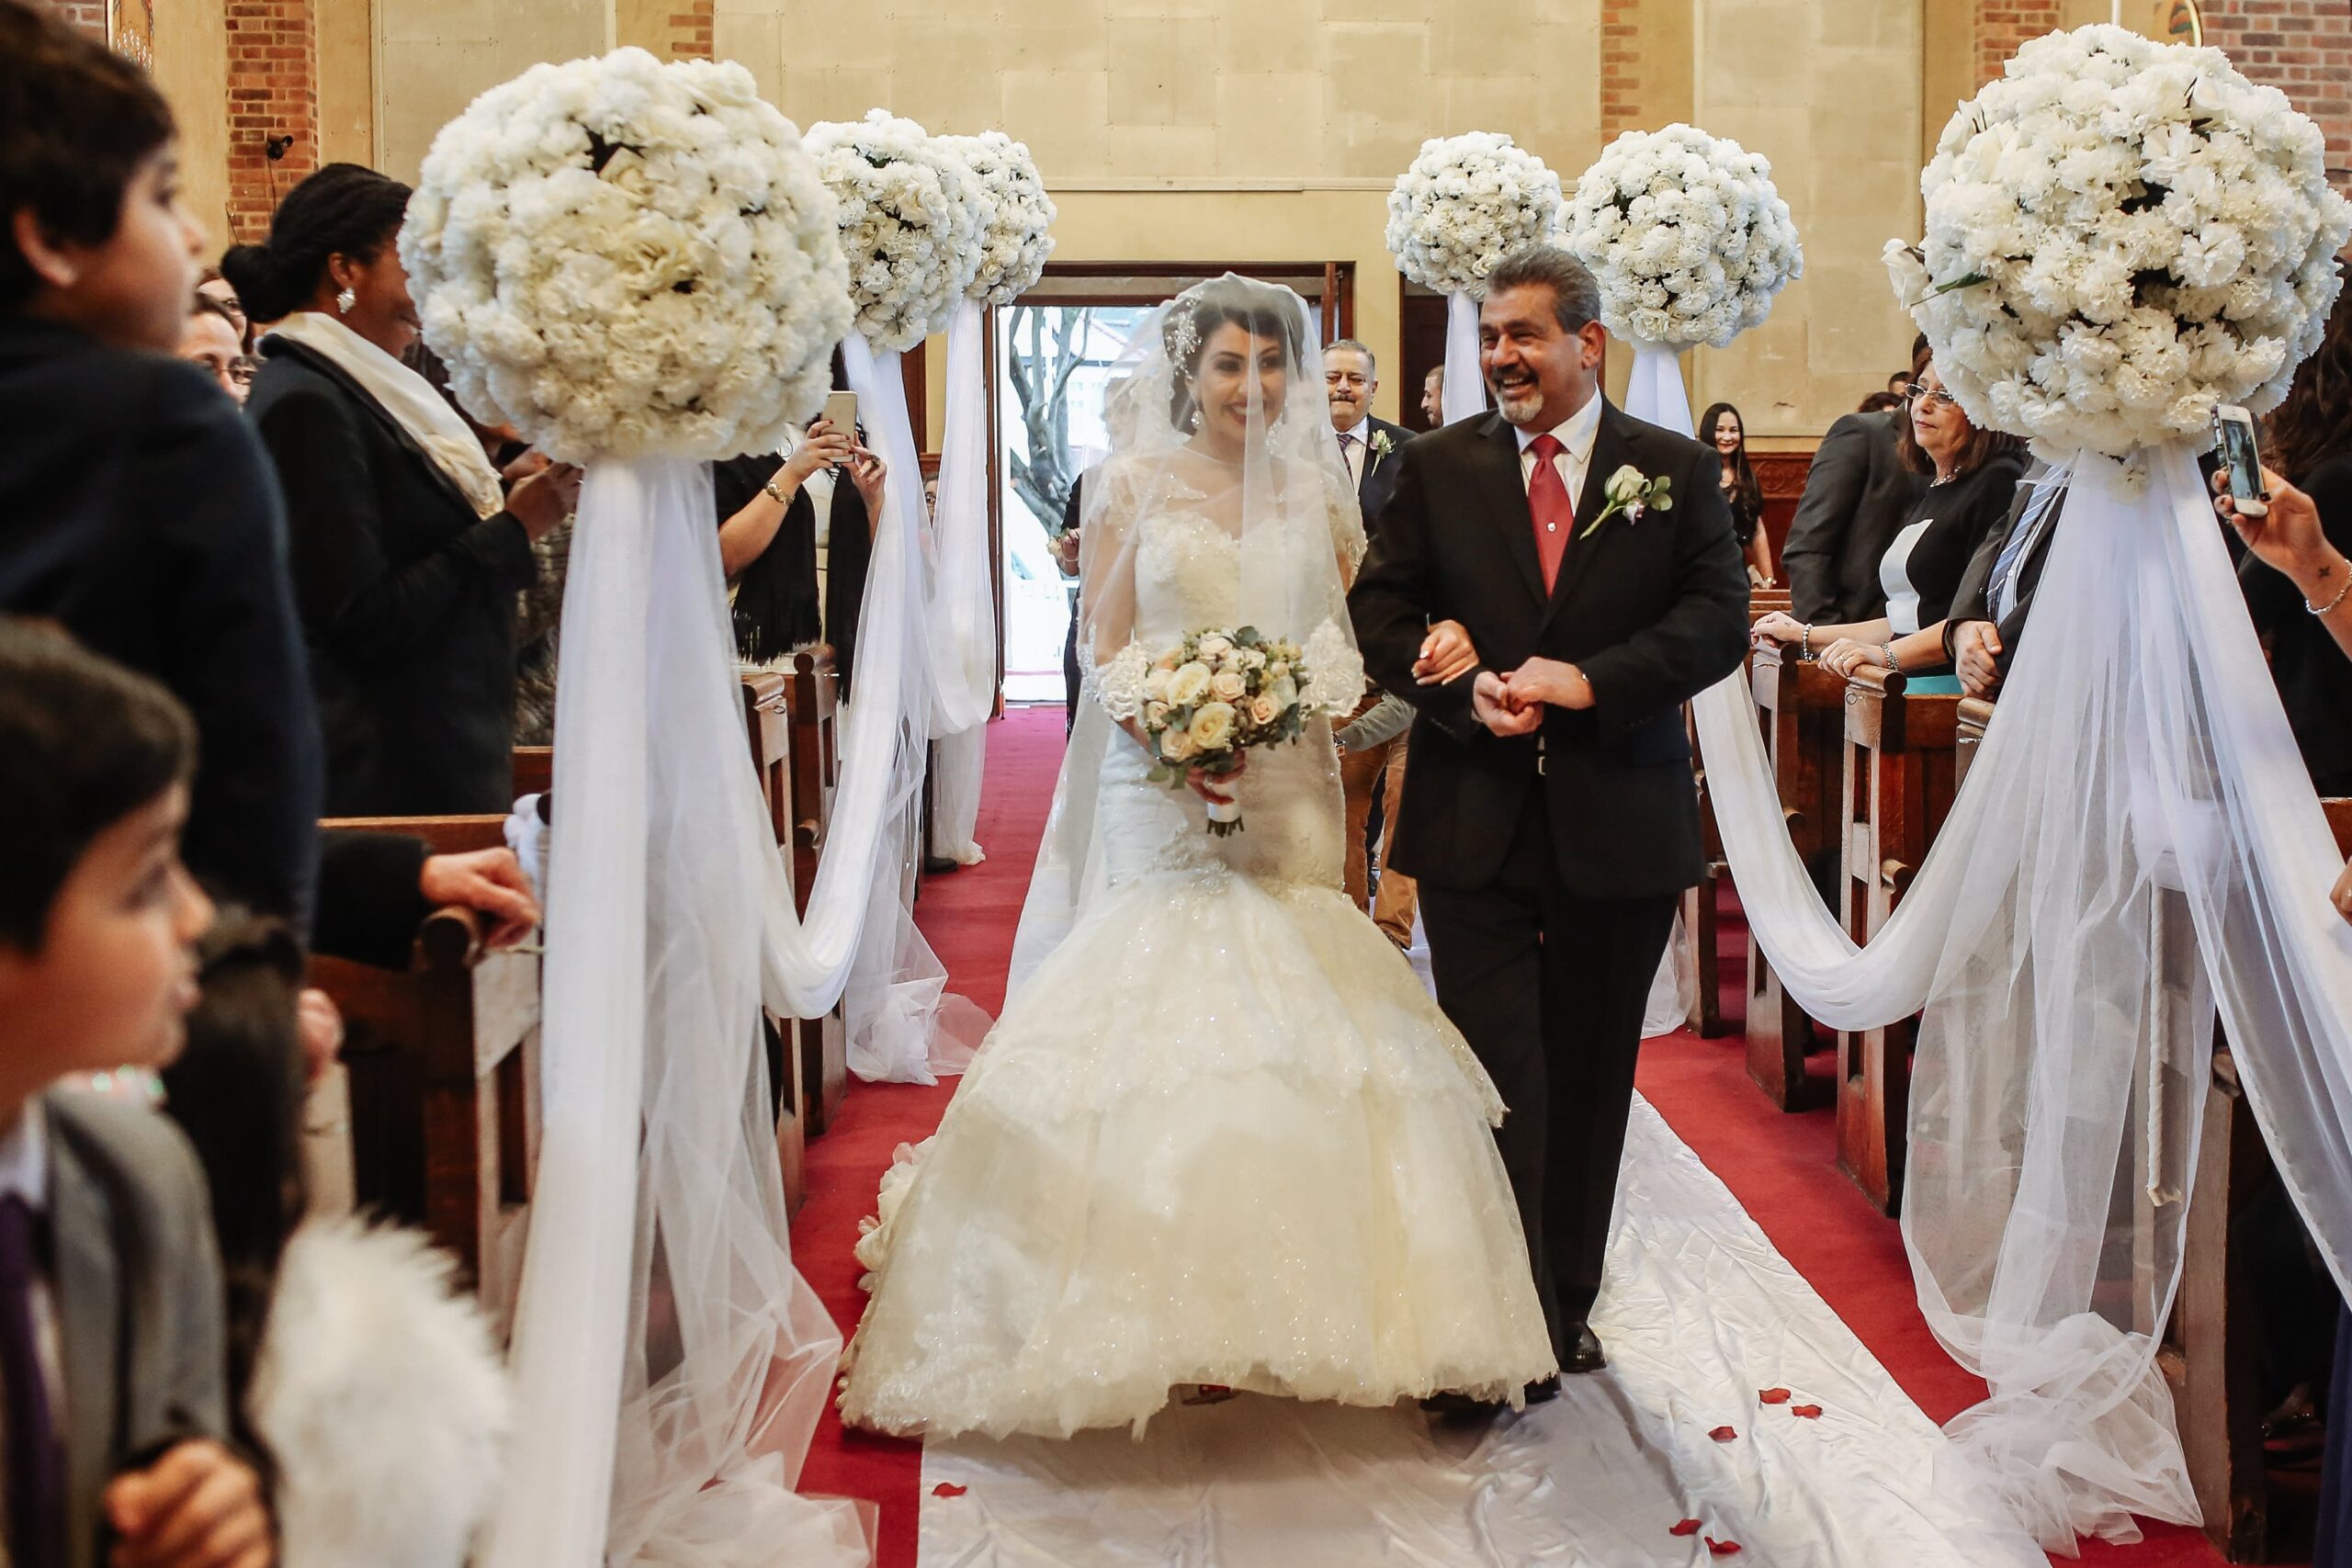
[
  {"xmin": 1751, "ymin": 358, "xmax": 2026, "ymax": 693},
  {"xmin": 1700, "ymin": 400, "xmax": 1775, "ymax": 587},
  {"xmin": 228, "ymin": 164, "xmax": 581, "ymax": 815}
]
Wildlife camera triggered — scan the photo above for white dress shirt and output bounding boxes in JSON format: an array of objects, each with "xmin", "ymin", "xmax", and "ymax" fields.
[
  {"xmin": 1513, "ymin": 393, "xmax": 1606, "ymax": 513},
  {"xmin": 1334, "ymin": 415, "xmax": 1372, "ymax": 489}
]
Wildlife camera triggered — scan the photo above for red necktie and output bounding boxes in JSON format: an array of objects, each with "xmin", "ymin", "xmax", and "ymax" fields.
[{"xmin": 1527, "ymin": 433, "xmax": 1571, "ymax": 592}]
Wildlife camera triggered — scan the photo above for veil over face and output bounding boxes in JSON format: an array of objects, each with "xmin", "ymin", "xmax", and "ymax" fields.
[{"xmin": 1010, "ymin": 275, "xmax": 1368, "ymax": 989}]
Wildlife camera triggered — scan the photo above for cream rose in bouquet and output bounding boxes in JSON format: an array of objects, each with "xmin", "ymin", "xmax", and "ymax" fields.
[{"xmin": 1105, "ymin": 626, "xmax": 1316, "ymax": 836}]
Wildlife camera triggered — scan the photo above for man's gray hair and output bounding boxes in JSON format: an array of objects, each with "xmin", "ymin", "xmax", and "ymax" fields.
[
  {"xmin": 1325, "ymin": 337, "xmax": 1376, "ymax": 377},
  {"xmin": 1484, "ymin": 244, "xmax": 1602, "ymax": 333}
]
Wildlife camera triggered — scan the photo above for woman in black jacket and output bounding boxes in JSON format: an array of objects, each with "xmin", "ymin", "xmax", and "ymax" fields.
[{"xmin": 224, "ymin": 164, "xmax": 577, "ymax": 817}]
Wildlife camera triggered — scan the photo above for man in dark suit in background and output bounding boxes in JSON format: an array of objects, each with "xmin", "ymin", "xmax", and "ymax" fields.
[
  {"xmin": 1781, "ymin": 338, "xmax": 1934, "ymax": 623},
  {"xmin": 1326, "ymin": 339, "xmax": 1413, "ymax": 530},
  {"xmin": 1943, "ymin": 462, "xmax": 2071, "ymax": 696},
  {"xmin": 1350, "ymin": 245, "xmax": 1748, "ymax": 1392}
]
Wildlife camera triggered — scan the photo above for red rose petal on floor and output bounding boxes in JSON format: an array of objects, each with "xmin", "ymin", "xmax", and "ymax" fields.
[
  {"xmin": 1708, "ymin": 1425, "xmax": 1737, "ymax": 1442},
  {"xmin": 1706, "ymin": 1538, "xmax": 1744, "ymax": 1556},
  {"xmin": 931, "ymin": 1483, "xmax": 968, "ymax": 1498},
  {"xmin": 1669, "ymin": 1518, "xmax": 1702, "ymax": 1537},
  {"xmin": 1758, "ymin": 1387, "xmax": 1792, "ymax": 1404},
  {"xmin": 1791, "ymin": 1404, "xmax": 1824, "ymax": 1419}
]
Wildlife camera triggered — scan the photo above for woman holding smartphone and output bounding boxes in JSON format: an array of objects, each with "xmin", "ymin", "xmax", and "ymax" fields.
[{"xmin": 715, "ymin": 413, "xmax": 886, "ymax": 666}]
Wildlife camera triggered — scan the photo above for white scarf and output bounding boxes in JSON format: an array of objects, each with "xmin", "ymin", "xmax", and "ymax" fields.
[{"xmin": 267, "ymin": 311, "xmax": 508, "ymax": 520}]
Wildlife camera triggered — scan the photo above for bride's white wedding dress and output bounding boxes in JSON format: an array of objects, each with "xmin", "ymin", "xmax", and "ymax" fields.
[{"xmin": 836, "ymin": 419, "xmax": 1555, "ymax": 1439}]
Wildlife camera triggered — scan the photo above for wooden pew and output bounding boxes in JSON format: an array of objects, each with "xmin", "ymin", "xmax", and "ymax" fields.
[
  {"xmin": 1954, "ymin": 696, "xmax": 1995, "ymax": 790},
  {"xmin": 1836, "ymin": 667, "xmax": 1961, "ymax": 1213},
  {"xmin": 2161, "ymin": 796, "xmax": 2352, "ymax": 1562},
  {"xmin": 310, "ymin": 814, "xmax": 539, "ymax": 1337},
  {"xmin": 786, "ymin": 648, "xmax": 850, "ymax": 1135},
  {"xmin": 1743, "ymin": 639, "xmax": 1844, "ymax": 1111},
  {"xmin": 741, "ymin": 670, "xmax": 808, "ymax": 1216}
]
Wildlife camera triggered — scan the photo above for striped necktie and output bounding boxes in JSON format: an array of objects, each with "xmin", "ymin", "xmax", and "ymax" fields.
[{"xmin": 1986, "ymin": 477, "xmax": 2065, "ymax": 622}]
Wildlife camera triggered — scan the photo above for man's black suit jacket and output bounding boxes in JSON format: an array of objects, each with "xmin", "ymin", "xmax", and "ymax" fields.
[
  {"xmin": 1939, "ymin": 470, "xmax": 2068, "ymax": 683},
  {"xmin": 1349, "ymin": 400, "xmax": 1749, "ymax": 899},
  {"xmin": 1781, "ymin": 410, "xmax": 1930, "ymax": 623},
  {"xmin": 1351, "ymin": 414, "xmax": 1414, "ymax": 532}
]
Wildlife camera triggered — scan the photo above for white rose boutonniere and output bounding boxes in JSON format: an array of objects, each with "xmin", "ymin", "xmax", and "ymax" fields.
[
  {"xmin": 1370, "ymin": 429, "xmax": 1396, "ymax": 459},
  {"xmin": 1583, "ymin": 465, "xmax": 1672, "ymax": 539}
]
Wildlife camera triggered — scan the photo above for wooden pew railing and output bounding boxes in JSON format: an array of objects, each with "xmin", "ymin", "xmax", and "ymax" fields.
[
  {"xmin": 785, "ymin": 649, "xmax": 850, "ymax": 1134},
  {"xmin": 1743, "ymin": 638, "xmax": 1845, "ymax": 1111},
  {"xmin": 2159, "ymin": 795, "xmax": 2352, "ymax": 1562},
  {"xmin": 1837, "ymin": 666, "xmax": 1961, "ymax": 1214},
  {"xmin": 309, "ymin": 813, "xmax": 540, "ymax": 1339}
]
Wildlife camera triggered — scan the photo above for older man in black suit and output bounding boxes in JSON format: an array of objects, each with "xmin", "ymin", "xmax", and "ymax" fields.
[{"xmin": 1349, "ymin": 245, "xmax": 1748, "ymax": 1389}]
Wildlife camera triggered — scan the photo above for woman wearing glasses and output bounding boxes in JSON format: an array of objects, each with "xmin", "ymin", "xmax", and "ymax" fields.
[{"xmin": 1751, "ymin": 359, "xmax": 2024, "ymax": 693}]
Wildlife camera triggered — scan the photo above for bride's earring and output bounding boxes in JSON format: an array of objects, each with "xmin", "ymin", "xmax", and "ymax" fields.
[{"xmin": 335, "ymin": 287, "xmax": 356, "ymax": 314}]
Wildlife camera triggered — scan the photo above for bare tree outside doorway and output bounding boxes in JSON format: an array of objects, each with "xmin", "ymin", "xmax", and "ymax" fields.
[{"xmin": 1005, "ymin": 306, "xmax": 1096, "ymax": 536}]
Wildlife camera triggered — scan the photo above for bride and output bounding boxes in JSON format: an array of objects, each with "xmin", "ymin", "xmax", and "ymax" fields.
[{"xmin": 836, "ymin": 276, "xmax": 1554, "ymax": 1440}]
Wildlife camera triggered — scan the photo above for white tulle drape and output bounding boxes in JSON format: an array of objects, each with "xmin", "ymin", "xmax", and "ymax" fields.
[
  {"xmin": 1692, "ymin": 434, "xmax": 2352, "ymax": 1549},
  {"xmin": 1626, "ymin": 342, "xmax": 1702, "ymax": 1040},
  {"xmin": 482, "ymin": 458, "xmax": 872, "ymax": 1568},
  {"xmin": 926, "ymin": 299, "xmax": 997, "ymax": 867},
  {"xmin": 1441, "ymin": 292, "xmax": 1487, "ymax": 425},
  {"xmin": 837, "ymin": 335, "xmax": 987, "ymax": 1084}
]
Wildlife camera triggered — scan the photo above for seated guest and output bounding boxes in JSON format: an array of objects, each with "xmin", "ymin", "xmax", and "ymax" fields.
[
  {"xmin": 0, "ymin": 6, "xmax": 539, "ymax": 972},
  {"xmin": 197, "ymin": 265, "xmax": 250, "ymax": 352},
  {"xmin": 2240, "ymin": 288, "xmax": 2352, "ymax": 793},
  {"xmin": 163, "ymin": 908, "xmax": 510, "ymax": 1568},
  {"xmin": 1701, "ymin": 400, "xmax": 1775, "ymax": 587},
  {"xmin": 178, "ymin": 292, "xmax": 246, "ymax": 403},
  {"xmin": 1939, "ymin": 458, "xmax": 2071, "ymax": 697},
  {"xmin": 715, "ymin": 414, "xmax": 884, "ymax": 667},
  {"xmin": 1754, "ymin": 359, "xmax": 2026, "ymax": 691},
  {"xmin": 1856, "ymin": 389, "xmax": 1905, "ymax": 414},
  {"xmin": 1781, "ymin": 337, "xmax": 1934, "ymax": 623},
  {"xmin": 0, "ymin": 619, "xmax": 275, "ymax": 1568},
  {"xmin": 224, "ymin": 164, "xmax": 581, "ymax": 816}
]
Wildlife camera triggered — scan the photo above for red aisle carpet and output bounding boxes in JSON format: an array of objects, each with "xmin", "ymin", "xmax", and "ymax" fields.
[{"xmin": 792, "ymin": 705, "xmax": 2238, "ymax": 1568}]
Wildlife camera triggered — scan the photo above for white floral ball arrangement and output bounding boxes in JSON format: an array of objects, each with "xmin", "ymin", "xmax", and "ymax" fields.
[
  {"xmin": 805, "ymin": 110, "xmax": 982, "ymax": 351},
  {"xmin": 401, "ymin": 48, "xmax": 852, "ymax": 465},
  {"xmin": 1886, "ymin": 24, "xmax": 2352, "ymax": 461},
  {"xmin": 1385, "ymin": 131, "xmax": 1566, "ymax": 297},
  {"xmin": 1561, "ymin": 123, "xmax": 1803, "ymax": 349},
  {"xmin": 943, "ymin": 131, "xmax": 1056, "ymax": 306}
]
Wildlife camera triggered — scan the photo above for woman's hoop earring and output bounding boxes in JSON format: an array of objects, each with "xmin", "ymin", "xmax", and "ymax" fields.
[{"xmin": 335, "ymin": 287, "xmax": 356, "ymax": 315}]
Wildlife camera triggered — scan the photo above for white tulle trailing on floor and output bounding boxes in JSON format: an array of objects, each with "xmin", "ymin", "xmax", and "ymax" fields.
[
  {"xmin": 481, "ymin": 457, "xmax": 873, "ymax": 1568},
  {"xmin": 839, "ymin": 337, "xmax": 987, "ymax": 1085},
  {"xmin": 1692, "ymin": 438, "xmax": 2352, "ymax": 1548},
  {"xmin": 925, "ymin": 299, "xmax": 997, "ymax": 868}
]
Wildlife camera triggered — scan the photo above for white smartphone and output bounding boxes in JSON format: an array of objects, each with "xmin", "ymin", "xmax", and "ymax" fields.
[
  {"xmin": 820, "ymin": 390, "xmax": 859, "ymax": 457},
  {"xmin": 2212, "ymin": 403, "xmax": 2269, "ymax": 519}
]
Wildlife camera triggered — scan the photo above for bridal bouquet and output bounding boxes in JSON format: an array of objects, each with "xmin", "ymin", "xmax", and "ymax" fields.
[
  {"xmin": 1561, "ymin": 123, "xmax": 1803, "ymax": 349},
  {"xmin": 805, "ymin": 109, "xmax": 982, "ymax": 351},
  {"xmin": 944, "ymin": 130, "xmax": 1056, "ymax": 306},
  {"xmin": 1102, "ymin": 627, "xmax": 1340, "ymax": 836},
  {"xmin": 1385, "ymin": 131, "xmax": 1566, "ymax": 297},
  {"xmin": 401, "ymin": 48, "xmax": 852, "ymax": 464},
  {"xmin": 1886, "ymin": 24, "xmax": 2351, "ymax": 461}
]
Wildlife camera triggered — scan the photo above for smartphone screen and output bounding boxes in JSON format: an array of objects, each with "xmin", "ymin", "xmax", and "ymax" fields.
[{"xmin": 2214, "ymin": 410, "xmax": 2266, "ymax": 506}]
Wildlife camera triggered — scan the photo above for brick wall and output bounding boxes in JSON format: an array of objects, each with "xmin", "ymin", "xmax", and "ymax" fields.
[
  {"xmin": 669, "ymin": 0, "xmax": 713, "ymax": 62},
  {"xmin": 1600, "ymin": 0, "xmax": 1641, "ymax": 136},
  {"xmin": 224, "ymin": 0, "xmax": 317, "ymax": 243},
  {"xmin": 38, "ymin": 0, "xmax": 107, "ymax": 37},
  {"xmin": 1974, "ymin": 1, "xmax": 2064, "ymax": 90},
  {"xmin": 2203, "ymin": 0, "xmax": 2352, "ymax": 189}
]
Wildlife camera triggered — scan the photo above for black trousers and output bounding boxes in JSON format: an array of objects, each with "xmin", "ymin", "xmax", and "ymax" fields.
[{"xmin": 1419, "ymin": 790, "xmax": 1679, "ymax": 1355}]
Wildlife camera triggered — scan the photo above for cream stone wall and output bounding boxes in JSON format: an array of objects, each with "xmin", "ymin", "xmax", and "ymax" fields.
[
  {"xmin": 319, "ymin": 0, "xmax": 375, "ymax": 168},
  {"xmin": 371, "ymin": 0, "xmax": 609, "ymax": 181},
  {"xmin": 148, "ymin": 0, "xmax": 232, "ymax": 243},
  {"xmin": 1685, "ymin": 0, "xmax": 1923, "ymax": 439}
]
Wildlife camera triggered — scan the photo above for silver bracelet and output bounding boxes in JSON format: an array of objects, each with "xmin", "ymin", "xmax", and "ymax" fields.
[
  {"xmin": 2307, "ymin": 569, "xmax": 2352, "ymax": 617},
  {"xmin": 1880, "ymin": 641, "xmax": 1897, "ymax": 670}
]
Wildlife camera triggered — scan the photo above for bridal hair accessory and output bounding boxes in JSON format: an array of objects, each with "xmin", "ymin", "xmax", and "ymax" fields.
[
  {"xmin": 1888, "ymin": 23, "xmax": 2351, "ymax": 462},
  {"xmin": 1561, "ymin": 123, "xmax": 1804, "ymax": 350},
  {"xmin": 1385, "ymin": 131, "xmax": 1565, "ymax": 297},
  {"xmin": 805, "ymin": 108, "xmax": 982, "ymax": 351},
  {"xmin": 401, "ymin": 47, "xmax": 850, "ymax": 465},
  {"xmin": 1166, "ymin": 307, "xmax": 1202, "ymax": 369},
  {"xmin": 334, "ymin": 287, "xmax": 356, "ymax": 314}
]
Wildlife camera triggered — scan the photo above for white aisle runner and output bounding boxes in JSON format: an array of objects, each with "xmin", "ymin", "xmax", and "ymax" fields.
[{"xmin": 916, "ymin": 1100, "xmax": 2044, "ymax": 1567}]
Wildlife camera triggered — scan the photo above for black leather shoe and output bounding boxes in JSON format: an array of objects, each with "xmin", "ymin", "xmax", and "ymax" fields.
[
  {"xmin": 1419, "ymin": 1389, "xmax": 1502, "ymax": 1419},
  {"xmin": 1561, "ymin": 1325, "xmax": 1606, "ymax": 1375},
  {"xmin": 1522, "ymin": 1374, "xmax": 1561, "ymax": 1404}
]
